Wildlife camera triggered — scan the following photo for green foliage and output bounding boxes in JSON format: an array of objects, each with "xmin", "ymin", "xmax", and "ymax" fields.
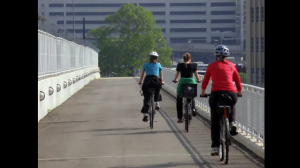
[
  {"xmin": 239, "ymin": 72, "xmax": 247, "ymax": 83},
  {"xmin": 88, "ymin": 4, "xmax": 172, "ymax": 76}
]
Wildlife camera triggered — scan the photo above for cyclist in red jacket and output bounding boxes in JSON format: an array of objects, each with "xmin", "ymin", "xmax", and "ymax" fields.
[{"xmin": 200, "ymin": 45, "xmax": 242, "ymax": 156}]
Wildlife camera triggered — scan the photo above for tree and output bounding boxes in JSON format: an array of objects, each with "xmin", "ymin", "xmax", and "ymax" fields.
[
  {"xmin": 239, "ymin": 72, "xmax": 247, "ymax": 83},
  {"xmin": 88, "ymin": 3, "xmax": 172, "ymax": 76}
]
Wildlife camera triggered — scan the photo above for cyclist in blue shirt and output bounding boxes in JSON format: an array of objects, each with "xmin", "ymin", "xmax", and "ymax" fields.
[{"xmin": 138, "ymin": 52, "xmax": 164, "ymax": 122}]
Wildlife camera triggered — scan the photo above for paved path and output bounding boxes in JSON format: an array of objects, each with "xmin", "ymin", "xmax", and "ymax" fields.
[{"xmin": 38, "ymin": 77, "xmax": 264, "ymax": 168}]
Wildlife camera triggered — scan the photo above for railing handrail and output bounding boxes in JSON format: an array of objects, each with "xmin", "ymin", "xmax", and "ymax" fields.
[
  {"xmin": 38, "ymin": 30, "xmax": 98, "ymax": 53},
  {"xmin": 163, "ymin": 67, "xmax": 264, "ymax": 90},
  {"xmin": 38, "ymin": 29, "xmax": 99, "ymax": 77}
]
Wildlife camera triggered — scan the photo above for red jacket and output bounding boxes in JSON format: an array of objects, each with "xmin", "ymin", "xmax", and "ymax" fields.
[{"xmin": 201, "ymin": 60, "xmax": 242, "ymax": 92}]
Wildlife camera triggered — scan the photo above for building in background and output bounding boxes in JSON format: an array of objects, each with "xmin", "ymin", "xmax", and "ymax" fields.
[
  {"xmin": 235, "ymin": 0, "xmax": 246, "ymax": 54},
  {"xmin": 246, "ymin": 0, "xmax": 264, "ymax": 87},
  {"xmin": 38, "ymin": 0, "xmax": 244, "ymax": 64}
]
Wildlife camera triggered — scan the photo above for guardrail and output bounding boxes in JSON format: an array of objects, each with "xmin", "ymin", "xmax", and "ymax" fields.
[
  {"xmin": 38, "ymin": 30, "xmax": 98, "ymax": 78},
  {"xmin": 162, "ymin": 68, "xmax": 264, "ymax": 150}
]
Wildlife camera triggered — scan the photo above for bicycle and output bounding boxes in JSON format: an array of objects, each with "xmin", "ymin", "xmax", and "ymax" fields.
[
  {"xmin": 200, "ymin": 93, "xmax": 242, "ymax": 164},
  {"xmin": 173, "ymin": 80, "xmax": 198, "ymax": 132},
  {"xmin": 139, "ymin": 81, "xmax": 163, "ymax": 129}
]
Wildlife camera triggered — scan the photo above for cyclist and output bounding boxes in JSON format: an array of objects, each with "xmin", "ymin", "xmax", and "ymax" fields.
[
  {"xmin": 200, "ymin": 45, "xmax": 242, "ymax": 156},
  {"xmin": 173, "ymin": 53, "xmax": 201, "ymax": 123},
  {"xmin": 139, "ymin": 51, "xmax": 164, "ymax": 122}
]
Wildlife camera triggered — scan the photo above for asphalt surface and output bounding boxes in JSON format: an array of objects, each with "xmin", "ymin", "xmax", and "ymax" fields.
[{"xmin": 38, "ymin": 77, "xmax": 264, "ymax": 168}]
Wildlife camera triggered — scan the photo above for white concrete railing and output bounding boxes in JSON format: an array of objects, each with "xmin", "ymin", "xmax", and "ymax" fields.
[
  {"xmin": 162, "ymin": 68, "xmax": 264, "ymax": 158},
  {"xmin": 38, "ymin": 30, "xmax": 100, "ymax": 122}
]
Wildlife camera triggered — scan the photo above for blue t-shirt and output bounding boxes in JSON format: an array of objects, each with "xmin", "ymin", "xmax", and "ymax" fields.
[{"xmin": 142, "ymin": 62, "xmax": 163, "ymax": 77}]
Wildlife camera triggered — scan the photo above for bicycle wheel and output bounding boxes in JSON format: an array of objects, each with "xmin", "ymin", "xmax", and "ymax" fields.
[
  {"xmin": 219, "ymin": 118, "xmax": 224, "ymax": 161},
  {"xmin": 149, "ymin": 96, "xmax": 152, "ymax": 128},
  {"xmin": 185, "ymin": 101, "xmax": 189, "ymax": 132},
  {"xmin": 150, "ymin": 93, "xmax": 155, "ymax": 129},
  {"xmin": 224, "ymin": 117, "xmax": 229, "ymax": 164},
  {"xmin": 188, "ymin": 102, "xmax": 192, "ymax": 126}
]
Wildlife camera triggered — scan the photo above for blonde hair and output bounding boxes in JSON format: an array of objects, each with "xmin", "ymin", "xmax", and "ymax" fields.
[{"xmin": 183, "ymin": 53, "xmax": 191, "ymax": 62}]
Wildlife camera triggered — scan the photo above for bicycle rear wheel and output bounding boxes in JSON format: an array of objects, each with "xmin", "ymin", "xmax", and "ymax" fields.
[
  {"xmin": 224, "ymin": 117, "xmax": 229, "ymax": 164},
  {"xmin": 148, "ymin": 96, "xmax": 152, "ymax": 128},
  {"xmin": 150, "ymin": 93, "xmax": 154, "ymax": 129},
  {"xmin": 188, "ymin": 102, "xmax": 192, "ymax": 126},
  {"xmin": 185, "ymin": 102, "xmax": 189, "ymax": 132},
  {"xmin": 219, "ymin": 118, "xmax": 224, "ymax": 160}
]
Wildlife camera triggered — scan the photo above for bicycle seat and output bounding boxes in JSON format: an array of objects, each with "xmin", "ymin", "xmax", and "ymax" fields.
[{"xmin": 217, "ymin": 93, "xmax": 234, "ymax": 107}]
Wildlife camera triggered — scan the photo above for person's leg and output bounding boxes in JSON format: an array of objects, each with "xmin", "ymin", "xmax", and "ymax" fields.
[
  {"xmin": 176, "ymin": 96, "xmax": 183, "ymax": 123},
  {"xmin": 192, "ymin": 98, "xmax": 197, "ymax": 116},
  {"xmin": 154, "ymin": 84, "xmax": 161, "ymax": 110},
  {"xmin": 227, "ymin": 91, "xmax": 238, "ymax": 135},
  {"xmin": 209, "ymin": 91, "xmax": 222, "ymax": 155},
  {"xmin": 141, "ymin": 84, "xmax": 150, "ymax": 122}
]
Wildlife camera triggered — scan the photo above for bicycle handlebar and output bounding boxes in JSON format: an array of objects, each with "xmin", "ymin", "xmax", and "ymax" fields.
[{"xmin": 200, "ymin": 93, "xmax": 211, "ymax": 98}]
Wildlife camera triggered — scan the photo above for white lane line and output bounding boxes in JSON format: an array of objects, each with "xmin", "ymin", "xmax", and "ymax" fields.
[{"xmin": 38, "ymin": 153, "xmax": 257, "ymax": 161}]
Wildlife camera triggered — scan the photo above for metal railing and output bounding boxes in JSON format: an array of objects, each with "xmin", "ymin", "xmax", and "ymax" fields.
[
  {"xmin": 38, "ymin": 15, "xmax": 99, "ymax": 52},
  {"xmin": 38, "ymin": 30, "xmax": 98, "ymax": 77},
  {"xmin": 162, "ymin": 68, "xmax": 264, "ymax": 148}
]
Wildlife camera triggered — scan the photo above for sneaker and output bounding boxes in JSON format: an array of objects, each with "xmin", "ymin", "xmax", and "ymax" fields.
[
  {"xmin": 155, "ymin": 102, "xmax": 160, "ymax": 110},
  {"xmin": 211, "ymin": 147, "xmax": 219, "ymax": 156},
  {"xmin": 177, "ymin": 119, "xmax": 183, "ymax": 123},
  {"xmin": 143, "ymin": 114, "xmax": 148, "ymax": 122},
  {"xmin": 230, "ymin": 122, "xmax": 238, "ymax": 136},
  {"xmin": 192, "ymin": 109, "xmax": 197, "ymax": 117}
]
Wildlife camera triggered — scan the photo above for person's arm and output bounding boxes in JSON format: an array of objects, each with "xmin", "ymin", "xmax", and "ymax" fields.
[
  {"xmin": 233, "ymin": 66, "xmax": 242, "ymax": 95},
  {"xmin": 139, "ymin": 70, "xmax": 145, "ymax": 84},
  {"xmin": 173, "ymin": 63, "xmax": 181, "ymax": 82},
  {"xmin": 159, "ymin": 64, "xmax": 164, "ymax": 84},
  {"xmin": 159, "ymin": 71, "xmax": 164, "ymax": 84},
  {"xmin": 200, "ymin": 65, "xmax": 211, "ymax": 95},
  {"xmin": 139, "ymin": 64, "xmax": 146, "ymax": 84},
  {"xmin": 194, "ymin": 71, "xmax": 201, "ymax": 83},
  {"xmin": 193, "ymin": 64, "xmax": 201, "ymax": 83},
  {"xmin": 174, "ymin": 71, "xmax": 180, "ymax": 81}
]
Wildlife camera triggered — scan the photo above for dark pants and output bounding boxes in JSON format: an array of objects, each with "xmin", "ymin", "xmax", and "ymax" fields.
[
  {"xmin": 176, "ymin": 97, "xmax": 196, "ymax": 119},
  {"xmin": 209, "ymin": 91, "xmax": 238, "ymax": 147},
  {"xmin": 141, "ymin": 75, "xmax": 162, "ymax": 113}
]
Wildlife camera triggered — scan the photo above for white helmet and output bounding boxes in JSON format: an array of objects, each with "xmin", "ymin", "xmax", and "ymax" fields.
[
  {"xmin": 214, "ymin": 45, "xmax": 230, "ymax": 56},
  {"xmin": 149, "ymin": 51, "xmax": 159, "ymax": 57}
]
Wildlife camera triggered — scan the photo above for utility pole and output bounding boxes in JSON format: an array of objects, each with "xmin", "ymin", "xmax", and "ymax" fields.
[
  {"xmin": 72, "ymin": 0, "xmax": 75, "ymax": 41},
  {"xmin": 83, "ymin": 17, "xmax": 85, "ymax": 39}
]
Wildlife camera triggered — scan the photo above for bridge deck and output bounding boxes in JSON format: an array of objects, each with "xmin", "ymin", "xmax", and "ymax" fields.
[{"xmin": 38, "ymin": 77, "xmax": 264, "ymax": 168}]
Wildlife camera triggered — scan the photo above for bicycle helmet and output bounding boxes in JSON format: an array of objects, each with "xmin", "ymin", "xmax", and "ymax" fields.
[
  {"xmin": 149, "ymin": 51, "xmax": 159, "ymax": 57},
  {"xmin": 214, "ymin": 45, "xmax": 230, "ymax": 57}
]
